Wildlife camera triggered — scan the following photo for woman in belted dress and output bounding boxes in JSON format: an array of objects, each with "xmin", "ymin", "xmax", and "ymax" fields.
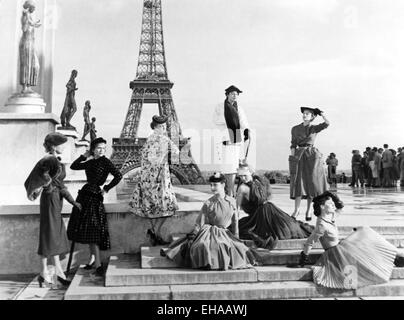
[
  {"xmin": 24, "ymin": 133, "xmax": 82, "ymax": 287},
  {"xmin": 289, "ymin": 107, "xmax": 330, "ymax": 221},
  {"xmin": 291, "ymin": 191, "xmax": 404, "ymax": 289},
  {"xmin": 162, "ymin": 173, "xmax": 254, "ymax": 270},
  {"xmin": 67, "ymin": 137, "xmax": 122, "ymax": 275}
]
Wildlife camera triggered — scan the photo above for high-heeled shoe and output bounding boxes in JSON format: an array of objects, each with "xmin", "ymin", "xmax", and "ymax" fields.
[
  {"xmin": 56, "ymin": 276, "xmax": 71, "ymax": 286},
  {"xmin": 95, "ymin": 266, "xmax": 105, "ymax": 276},
  {"xmin": 84, "ymin": 262, "xmax": 95, "ymax": 270},
  {"xmin": 38, "ymin": 274, "xmax": 53, "ymax": 288},
  {"xmin": 305, "ymin": 216, "xmax": 312, "ymax": 222}
]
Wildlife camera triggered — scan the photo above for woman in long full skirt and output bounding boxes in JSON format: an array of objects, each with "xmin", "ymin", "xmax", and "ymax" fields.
[
  {"xmin": 162, "ymin": 173, "xmax": 254, "ymax": 270},
  {"xmin": 291, "ymin": 191, "xmax": 404, "ymax": 289},
  {"xmin": 129, "ymin": 115, "xmax": 179, "ymax": 244},
  {"xmin": 289, "ymin": 107, "xmax": 330, "ymax": 221},
  {"xmin": 236, "ymin": 164, "xmax": 313, "ymax": 249},
  {"xmin": 67, "ymin": 137, "xmax": 122, "ymax": 275}
]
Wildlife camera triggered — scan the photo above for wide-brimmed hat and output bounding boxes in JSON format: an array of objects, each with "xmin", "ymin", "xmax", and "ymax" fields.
[
  {"xmin": 225, "ymin": 85, "xmax": 242, "ymax": 95},
  {"xmin": 44, "ymin": 132, "xmax": 67, "ymax": 147},
  {"xmin": 300, "ymin": 107, "xmax": 323, "ymax": 116}
]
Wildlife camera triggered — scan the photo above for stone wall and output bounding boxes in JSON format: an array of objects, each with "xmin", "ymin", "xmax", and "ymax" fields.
[{"xmin": 0, "ymin": 203, "xmax": 200, "ymax": 274}]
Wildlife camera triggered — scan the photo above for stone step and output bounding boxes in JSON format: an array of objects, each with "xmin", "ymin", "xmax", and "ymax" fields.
[
  {"xmin": 170, "ymin": 234, "xmax": 404, "ymax": 250},
  {"xmin": 169, "ymin": 279, "xmax": 404, "ymax": 300},
  {"xmin": 337, "ymin": 226, "xmax": 404, "ymax": 235},
  {"xmin": 105, "ymin": 254, "xmax": 404, "ymax": 287},
  {"xmin": 65, "ymin": 268, "xmax": 404, "ymax": 300},
  {"xmin": 64, "ymin": 268, "xmax": 171, "ymax": 300},
  {"xmin": 141, "ymin": 246, "xmax": 325, "ymax": 269}
]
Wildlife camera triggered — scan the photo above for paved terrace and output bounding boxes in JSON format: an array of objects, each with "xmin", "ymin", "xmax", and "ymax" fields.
[{"xmin": 179, "ymin": 183, "xmax": 404, "ymax": 227}]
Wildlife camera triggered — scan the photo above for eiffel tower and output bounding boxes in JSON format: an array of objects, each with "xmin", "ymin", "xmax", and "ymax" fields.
[{"xmin": 111, "ymin": 0, "xmax": 204, "ymax": 184}]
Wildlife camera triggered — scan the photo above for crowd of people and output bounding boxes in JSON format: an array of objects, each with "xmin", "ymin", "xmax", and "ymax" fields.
[
  {"xmin": 350, "ymin": 145, "xmax": 404, "ymax": 188},
  {"xmin": 24, "ymin": 84, "xmax": 404, "ymax": 292}
]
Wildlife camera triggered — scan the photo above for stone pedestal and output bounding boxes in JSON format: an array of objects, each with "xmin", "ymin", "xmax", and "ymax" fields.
[
  {"xmin": 0, "ymin": 113, "xmax": 59, "ymax": 205},
  {"xmin": 4, "ymin": 92, "xmax": 47, "ymax": 113},
  {"xmin": 56, "ymin": 126, "xmax": 80, "ymax": 163}
]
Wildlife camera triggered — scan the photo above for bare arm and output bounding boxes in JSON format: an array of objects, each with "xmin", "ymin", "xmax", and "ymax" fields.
[
  {"xmin": 303, "ymin": 224, "xmax": 325, "ymax": 255},
  {"xmin": 236, "ymin": 184, "xmax": 249, "ymax": 211},
  {"xmin": 231, "ymin": 209, "xmax": 239, "ymax": 238},
  {"xmin": 320, "ymin": 112, "xmax": 330, "ymax": 126}
]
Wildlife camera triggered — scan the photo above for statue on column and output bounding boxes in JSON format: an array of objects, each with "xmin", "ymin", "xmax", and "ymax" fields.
[
  {"xmin": 19, "ymin": 0, "xmax": 41, "ymax": 94},
  {"xmin": 60, "ymin": 70, "xmax": 78, "ymax": 129},
  {"xmin": 80, "ymin": 100, "xmax": 92, "ymax": 141}
]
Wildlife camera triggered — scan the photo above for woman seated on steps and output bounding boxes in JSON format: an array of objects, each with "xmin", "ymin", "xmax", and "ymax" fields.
[
  {"xmin": 289, "ymin": 191, "xmax": 404, "ymax": 289},
  {"xmin": 161, "ymin": 172, "xmax": 255, "ymax": 270},
  {"xmin": 236, "ymin": 163, "xmax": 314, "ymax": 249}
]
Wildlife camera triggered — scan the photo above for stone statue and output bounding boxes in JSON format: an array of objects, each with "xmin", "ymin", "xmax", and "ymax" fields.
[
  {"xmin": 60, "ymin": 70, "xmax": 78, "ymax": 129},
  {"xmin": 19, "ymin": 0, "xmax": 41, "ymax": 94},
  {"xmin": 89, "ymin": 117, "xmax": 97, "ymax": 142},
  {"xmin": 80, "ymin": 100, "xmax": 92, "ymax": 141}
]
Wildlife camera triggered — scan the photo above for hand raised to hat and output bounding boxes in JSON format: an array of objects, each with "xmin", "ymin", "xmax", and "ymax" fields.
[{"xmin": 313, "ymin": 108, "xmax": 323, "ymax": 116}]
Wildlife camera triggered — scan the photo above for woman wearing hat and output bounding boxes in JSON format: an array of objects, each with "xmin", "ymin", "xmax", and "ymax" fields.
[
  {"xmin": 213, "ymin": 85, "xmax": 251, "ymax": 196},
  {"xmin": 236, "ymin": 163, "xmax": 313, "ymax": 248},
  {"xmin": 291, "ymin": 191, "xmax": 404, "ymax": 289},
  {"xmin": 289, "ymin": 107, "xmax": 330, "ymax": 221},
  {"xmin": 130, "ymin": 115, "xmax": 179, "ymax": 244},
  {"xmin": 162, "ymin": 173, "xmax": 254, "ymax": 270},
  {"xmin": 67, "ymin": 137, "xmax": 122, "ymax": 275},
  {"xmin": 24, "ymin": 132, "xmax": 82, "ymax": 287}
]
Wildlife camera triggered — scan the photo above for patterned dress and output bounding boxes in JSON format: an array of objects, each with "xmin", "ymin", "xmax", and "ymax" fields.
[
  {"xmin": 238, "ymin": 176, "xmax": 313, "ymax": 246},
  {"xmin": 24, "ymin": 155, "xmax": 74, "ymax": 257},
  {"xmin": 304, "ymin": 220, "xmax": 397, "ymax": 289},
  {"xmin": 289, "ymin": 122, "xmax": 329, "ymax": 199},
  {"xmin": 164, "ymin": 194, "xmax": 254, "ymax": 270},
  {"xmin": 67, "ymin": 155, "xmax": 122, "ymax": 250},
  {"xmin": 130, "ymin": 131, "xmax": 179, "ymax": 218}
]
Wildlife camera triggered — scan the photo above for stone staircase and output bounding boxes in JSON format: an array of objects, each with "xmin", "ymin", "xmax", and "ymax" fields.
[
  {"xmin": 64, "ymin": 231, "xmax": 404, "ymax": 300},
  {"xmin": 63, "ymin": 185, "xmax": 404, "ymax": 300}
]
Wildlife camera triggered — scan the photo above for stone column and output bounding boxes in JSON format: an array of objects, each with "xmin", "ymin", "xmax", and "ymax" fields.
[{"xmin": 0, "ymin": 0, "xmax": 60, "ymax": 204}]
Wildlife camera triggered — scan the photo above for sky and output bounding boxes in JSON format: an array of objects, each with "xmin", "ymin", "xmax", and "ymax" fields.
[{"xmin": 48, "ymin": 0, "xmax": 404, "ymax": 171}]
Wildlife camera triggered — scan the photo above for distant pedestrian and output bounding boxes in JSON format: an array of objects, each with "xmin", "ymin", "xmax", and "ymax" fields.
[
  {"xmin": 350, "ymin": 150, "xmax": 363, "ymax": 187},
  {"xmin": 326, "ymin": 153, "xmax": 338, "ymax": 188},
  {"xmin": 382, "ymin": 144, "xmax": 393, "ymax": 187}
]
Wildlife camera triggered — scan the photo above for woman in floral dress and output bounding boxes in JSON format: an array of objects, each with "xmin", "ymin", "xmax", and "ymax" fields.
[{"xmin": 129, "ymin": 115, "xmax": 179, "ymax": 243}]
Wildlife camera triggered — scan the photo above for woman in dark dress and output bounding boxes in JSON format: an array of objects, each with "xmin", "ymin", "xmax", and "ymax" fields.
[
  {"xmin": 24, "ymin": 133, "xmax": 82, "ymax": 287},
  {"xmin": 289, "ymin": 107, "xmax": 330, "ymax": 221},
  {"xmin": 236, "ymin": 163, "xmax": 313, "ymax": 249},
  {"xmin": 67, "ymin": 137, "xmax": 122, "ymax": 275}
]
